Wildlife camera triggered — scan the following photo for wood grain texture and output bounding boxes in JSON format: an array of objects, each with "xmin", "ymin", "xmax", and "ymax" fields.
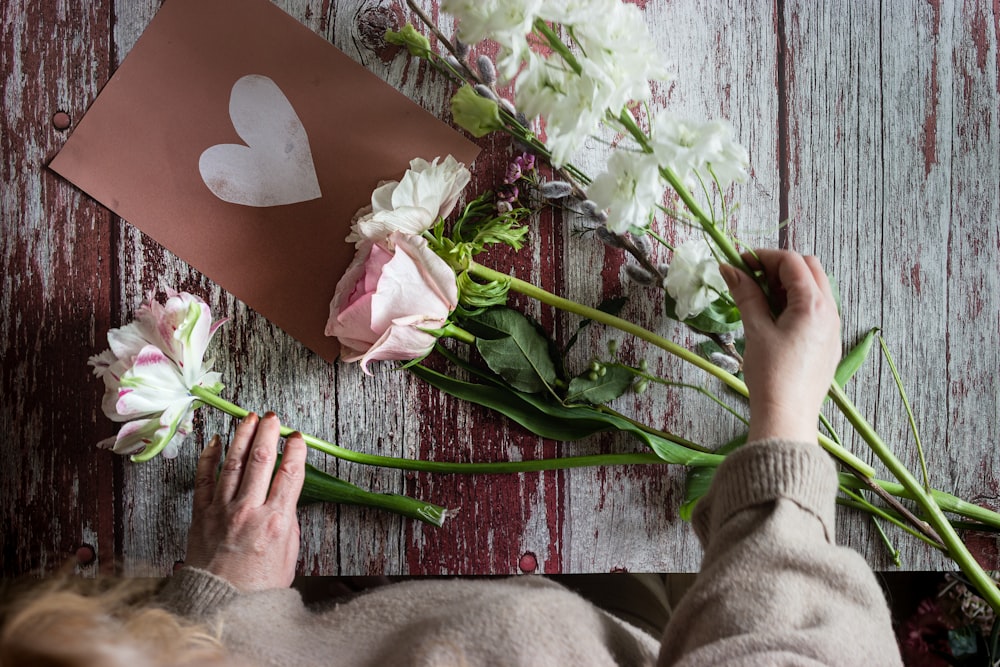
[
  {"xmin": 1, "ymin": 0, "xmax": 119, "ymax": 576},
  {"xmin": 783, "ymin": 0, "xmax": 999, "ymax": 569},
  {"xmin": 2, "ymin": 0, "xmax": 997, "ymax": 577}
]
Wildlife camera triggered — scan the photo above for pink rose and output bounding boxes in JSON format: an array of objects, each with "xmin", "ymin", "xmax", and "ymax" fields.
[{"xmin": 326, "ymin": 232, "xmax": 458, "ymax": 373}]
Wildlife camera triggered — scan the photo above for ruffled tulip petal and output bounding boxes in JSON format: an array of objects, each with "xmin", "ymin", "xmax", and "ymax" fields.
[
  {"xmin": 116, "ymin": 345, "xmax": 190, "ymax": 417},
  {"xmin": 130, "ymin": 397, "xmax": 197, "ymax": 462},
  {"xmin": 105, "ymin": 417, "xmax": 160, "ymax": 456}
]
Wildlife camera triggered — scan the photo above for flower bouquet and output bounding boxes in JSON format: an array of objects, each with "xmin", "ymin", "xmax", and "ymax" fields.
[{"xmin": 89, "ymin": 0, "xmax": 1000, "ymax": 617}]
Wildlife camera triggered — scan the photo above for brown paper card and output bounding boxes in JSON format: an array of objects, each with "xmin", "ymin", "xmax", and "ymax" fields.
[{"xmin": 50, "ymin": 0, "xmax": 480, "ymax": 361}]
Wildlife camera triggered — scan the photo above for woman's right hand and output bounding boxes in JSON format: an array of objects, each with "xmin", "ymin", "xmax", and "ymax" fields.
[{"xmin": 720, "ymin": 249, "xmax": 841, "ymax": 444}]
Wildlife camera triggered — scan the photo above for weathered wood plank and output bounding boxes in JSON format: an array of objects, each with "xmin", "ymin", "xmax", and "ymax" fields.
[
  {"xmin": 784, "ymin": 0, "xmax": 999, "ymax": 569},
  {"xmin": 6, "ymin": 0, "xmax": 995, "ymax": 577},
  {"xmin": 556, "ymin": 0, "xmax": 780, "ymax": 573},
  {"xmin": 1, "ymin": 0, "xmax": 117, "ymax": 576}
]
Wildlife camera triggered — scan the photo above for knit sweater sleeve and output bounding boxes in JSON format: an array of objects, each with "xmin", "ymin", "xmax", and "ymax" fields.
[
  {"xmin": 155, "ymin": 566, "xmax": 241, "ymax": 620},
  {"xmin": 658, "ymin": 439, "xmax": 903, "ymax": 666}
]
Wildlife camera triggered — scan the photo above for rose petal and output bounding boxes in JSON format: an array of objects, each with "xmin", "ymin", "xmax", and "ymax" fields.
[{"xmin": 359, "ymin": 315, "xmax": 444, "ymax": 374}]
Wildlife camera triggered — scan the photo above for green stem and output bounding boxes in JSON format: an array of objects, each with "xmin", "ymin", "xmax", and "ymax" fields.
[
  {"xmin": 468, "ymin": 261, "xmax": 877, "ymax": 477},
  {"xmin": 613, "ymin": 109, "xmax": 752, "ymax": 277},
  {"xmin": 191, "ymin": 386, "xmax": 667, "ymax": 474},
  {"xmin": 829, "ymin": 382, "xmax": 1000, "ymax": 611},
  {"xmin": 838, "ymin": 474, "xmax": 1000, "ymax": 529},
  {"xmin": 441, "ymin": 322, "xmax": 476, "ymax": 345},
  {"xmin": 533, "ymin": 20, "xmax": 583, "ymax": 75},
  {"xmin": 594, "ymin": 405, "xmax": 712, "ymax": 453}
]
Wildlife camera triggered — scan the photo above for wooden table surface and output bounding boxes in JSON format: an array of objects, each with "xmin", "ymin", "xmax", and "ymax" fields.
[{"xmin": 3, "ymin": 0, "xmax": 998, "ymax": 577}]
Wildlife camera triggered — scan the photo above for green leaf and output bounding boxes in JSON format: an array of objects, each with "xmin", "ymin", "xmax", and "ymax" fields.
[
  {"xmin": 834, "ymin": 327, "xmax": 879, "ymax": 388},
  {"xmin": 665, "ymin": 294, "xmax": 743, "ymax": 334},
  {"xmin": 289, "ymin": 459, "xmax": 448, "ymax": 526},
  {"xmin": 466, "ymin": 307, "xmax": 559, "ymax": 393},
  {"xmin": 411, "ymin": 351, "xmax": 723, "ymax": 468},
  {"xmin": 566, "ymin": 365, "xmax": 633, "ymax": 404}
]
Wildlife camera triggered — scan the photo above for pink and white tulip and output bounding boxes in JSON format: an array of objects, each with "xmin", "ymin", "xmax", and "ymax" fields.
[{"xmin": 88, "ymin": 290, "xmax": 226, "ymax": 461}]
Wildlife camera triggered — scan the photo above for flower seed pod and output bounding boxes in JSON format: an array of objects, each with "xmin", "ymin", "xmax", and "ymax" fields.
[
  {"xmin": 709, "ymin": 352, "xmax": 741, "ymax": 375},
  {"xmin": 580, "ymin": 200, "xmax": 600, "ymax": 216},
  {"xmin": 499, "ymin": 98, "xmax": 517, "ymax": 117},
  {"xmin": 476, "ymin": 55, "xmax": 497, "ymax": 85},
  {"xmin": 625, "ymin": 264, "xmax": 657, "ymax": 286},
  {"xmin": 657, "ymin": 263, "xmax": 670, "ymax": 277},
  {"xmin": 607, "ymin": 339, "xmax": 619, "ymax": 356},
  {"xmin": 454, "ymin": 38, "xmax": 470, "ymax": 59},
  {"xmin": 445, "ymin": 55, "xmax": 462, "ymax": 71},
  {"xmin": 717, "ymin": 331, "xmax": 736, "ymax": 346},
  {"xmin": 515, "ymin": 111, "xmax": 529, "ymax": 127},
  {"xmin": 539, "ymin": 181, "xmax": 573, "ymax": 200},
  {"xmin": 474, "ymin": 84, "xmax": 499, "ymax": 102}
]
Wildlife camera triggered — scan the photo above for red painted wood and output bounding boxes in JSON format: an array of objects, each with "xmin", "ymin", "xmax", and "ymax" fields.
[{"xmin": 1, "ymin": 0, "xmax": 118, "ymax": 577}]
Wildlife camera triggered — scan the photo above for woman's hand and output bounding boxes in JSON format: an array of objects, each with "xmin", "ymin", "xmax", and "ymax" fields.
[
  {"xmin": 720, "ymin": 249, "xmax": 841, "ymax": 444},
  {"xmin": 184, "ymin": 412, "xmax": 307, "ymax": 591}
]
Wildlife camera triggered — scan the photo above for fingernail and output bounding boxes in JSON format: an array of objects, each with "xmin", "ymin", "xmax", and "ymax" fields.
[
  {"xmin": 288, "ymin": 431, "xmax": 303, "ymax": 440},
  {"xmin": 208, "ymin": 434, "xmax": 220, "ymax": 448},
  {"xmin": 244, "ymin": 412, "xmax": 258, "ymax": 423},
  {"xmin": 720, "ymin": 264, "xmax": 740, "ymax": 289},
  {"xmin": 264, "ymin": 411, "xmax": 277, "ymax": 420}
]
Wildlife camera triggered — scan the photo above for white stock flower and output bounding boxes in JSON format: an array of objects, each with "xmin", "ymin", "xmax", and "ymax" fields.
[
  {"xmin": 347, "ymin": 156, "xmax": 471, "ymax": 245},
  {"xmin": 664, "ymin": 239, "xmax": 729, "ymax": 321},
  {"xmin": 586, "ymin": 149, "xmax": 665, "ymax": 233},
  {"xmin": 651, "ymin": 112, "xmax": 749, "ymax": 187},
  {"xmin": 442, "ymin": 0, "xmax": 540, "ymax": 49}
]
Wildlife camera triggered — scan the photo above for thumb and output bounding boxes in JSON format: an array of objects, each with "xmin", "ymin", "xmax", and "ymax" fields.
[{"xmin": 720, "ymin": 264, "xmax": 770, "ymax": 325}]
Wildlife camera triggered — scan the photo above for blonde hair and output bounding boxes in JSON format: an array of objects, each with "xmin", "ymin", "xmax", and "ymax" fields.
[{"xmin": 0, "ymin": 570, "xmax": 235, "ymax": 667}]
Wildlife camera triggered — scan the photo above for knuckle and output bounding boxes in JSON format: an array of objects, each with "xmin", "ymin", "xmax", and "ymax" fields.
[
  {"xmin": 194, "ymin": 473, "xmax": 215, "ymax": 490},
  {"xmin": 250, "ymin": 445, "xmax": 275, "ymax": 465},
  {"xmin": 221, "ymin": 457, "xmax": 243, "ymax": 474}
]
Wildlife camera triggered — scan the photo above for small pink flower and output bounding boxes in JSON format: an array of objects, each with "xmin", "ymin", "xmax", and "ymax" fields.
[{"xmin": 326, "ymin": 232, "xmax": 458, "ymax": 374}]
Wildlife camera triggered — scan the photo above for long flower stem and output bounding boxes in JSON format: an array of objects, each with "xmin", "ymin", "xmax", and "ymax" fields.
[
  {"xmin": 828, "ymin": 382, "xmax": 1000, "ymax": 611},
  {"xmin": 468, "ymin": 261, "xmax": 877, "ymax": 477},
  {"xmin": 190, "ymin": 386, "xmax": 668, "ymax": 474}
]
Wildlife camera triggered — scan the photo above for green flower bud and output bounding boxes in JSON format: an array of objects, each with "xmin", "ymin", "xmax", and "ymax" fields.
[
  {"xmin": 384, "ymin": 24, "xmax": 431, "ymax": 57},
  {"xmin": 451, "ymin": 85, "xmax": 503, "ymax": 138},
  {"xmin": 634, "ymin": 380, "xmax": 648, "ymax": 394},
  {"xmin": 607, "ymin": 339, "xmax": 618, "ymax": 356},
  {"xmin": 587, "ymin": 371, "xmax": 599, "ymax": 382}
]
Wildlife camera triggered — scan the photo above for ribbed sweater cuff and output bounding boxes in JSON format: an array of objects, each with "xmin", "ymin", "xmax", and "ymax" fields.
[
  {"xmin": 156, "ymin": 566, "xmax": 240, "ymax": 619},
  {"xmin": 693, "ymin": 439, "xmax": 839, "ymax": 542}
]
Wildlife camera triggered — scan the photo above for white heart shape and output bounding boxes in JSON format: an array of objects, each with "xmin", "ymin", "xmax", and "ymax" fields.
[{"xmin": 199, "ymin": 75, "xmax": 322, "ymax": 207}]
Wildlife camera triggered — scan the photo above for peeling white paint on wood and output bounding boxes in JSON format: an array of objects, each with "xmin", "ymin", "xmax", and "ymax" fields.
[{"xmin": 2, "ymin": 0, "xmax": 997, "ymax": 576}]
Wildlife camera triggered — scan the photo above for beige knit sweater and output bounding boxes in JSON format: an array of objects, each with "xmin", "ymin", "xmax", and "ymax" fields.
[{"xmin": 159, "ymin": 439, "xmax": 903, "ymax": 666}]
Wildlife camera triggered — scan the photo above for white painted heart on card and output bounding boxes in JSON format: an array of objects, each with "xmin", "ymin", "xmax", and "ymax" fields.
[{"xmin": 199, "ymin": 75, "xmax": 321, "ymax": 207}]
